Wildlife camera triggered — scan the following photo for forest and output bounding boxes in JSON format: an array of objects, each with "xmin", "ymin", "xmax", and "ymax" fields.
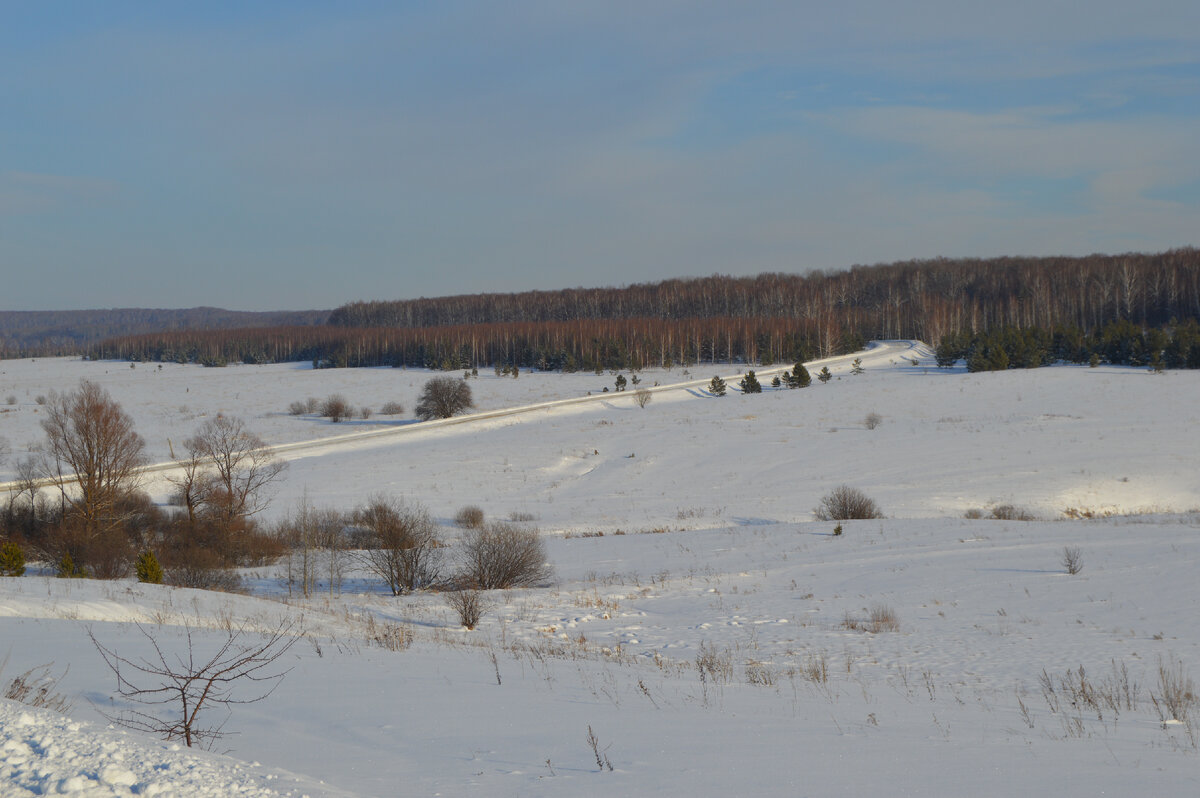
[{"xmin": 66, "ymin": 248, "xmax": 1200, "ymax": 371}]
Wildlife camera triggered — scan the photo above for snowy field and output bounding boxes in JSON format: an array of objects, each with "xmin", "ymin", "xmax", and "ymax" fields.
[{"xmin": 1, "ymin": 344, "xmax": 1199, "ymax": 796}]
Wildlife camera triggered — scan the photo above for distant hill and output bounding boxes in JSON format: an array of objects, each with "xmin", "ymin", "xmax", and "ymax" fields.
[{"xmin": 0, "ymin": 307, "xmax": 329, "ymax": 358}]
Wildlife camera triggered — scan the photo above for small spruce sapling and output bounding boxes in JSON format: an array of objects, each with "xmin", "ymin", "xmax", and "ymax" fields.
[
  {"xmin": 709, "ymin": 376, "xmax": 727, "ymax": 396},
  {"xmin": 818, "ymin": 366, "xmax": 832, "ymax": 384},
  {"xmin": 136, "ymin": 550, "xmax": 164, "ymax": 584},
  {"xmin": 0, "ymin": 541, "xmax": 26, "ymax": 576}
]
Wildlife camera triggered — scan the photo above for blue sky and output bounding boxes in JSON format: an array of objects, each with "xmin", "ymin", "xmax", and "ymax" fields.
[{"xmin": 2, "ymin": 1, "xmax": 1198, "ymax": 311}]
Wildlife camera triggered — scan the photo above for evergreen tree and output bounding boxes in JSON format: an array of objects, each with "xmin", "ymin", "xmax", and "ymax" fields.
[
  {"xmin": 709, "ymin": 376, "xmax": 727, "ymax": 396},
  {"xmin": 785, "ymin": 362, "xmax": 811, "ymax": 388},
  {"xmin": 818, "ymin": 366, "xmax": 832, "ymax": 383},
  {"xmin": 739, "ymin": 371, "xmax": 762, "ymax": 394},
  {"xmin": 850, "ymin": 358, "xmax": 865, "ymax": 375},
  {"xmin": 0, "ymin": 541, "xmax": 25, "ymax": 577},
  {"xmin": 136, "ymin": 550, "xmax": 164, "ymax": 584},
  {"xmin": 614, "ymin": 374, "xmax": 626, "ymax": 392},
  {"xmin": 771, "ymin": 375, "xmax": 782, "ymax": 388}
]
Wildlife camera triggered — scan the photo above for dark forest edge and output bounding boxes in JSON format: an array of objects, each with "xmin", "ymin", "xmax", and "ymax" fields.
[{"xmin": 11, "ymin": 248, "xmax": 1200, "ymax": 372}]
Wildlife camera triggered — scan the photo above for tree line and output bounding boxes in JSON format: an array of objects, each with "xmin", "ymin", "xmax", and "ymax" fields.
[{"xmin": 83, "ymin": 248, "xmax": 1200, "ymax": 370}]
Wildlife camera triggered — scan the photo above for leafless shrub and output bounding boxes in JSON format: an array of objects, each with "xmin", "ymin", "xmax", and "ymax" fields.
[
  {"xmin": 320, "ymin": 394, "xmax": 351, "ymax": 423},
  {"xmin": 89, "ymin": 619, "xmax": 298, "ymax": 748},
  {"xmin": 455, "ymin": 505, "xmax": 485, "ymax": 529},
  {"xmin": 287, "ymin": 400, "xmax": 308, "ymax": 416},
  {"xmin": 1062, "ymin": 546, "xmax": 1084, "ymax": 575},
  {"xmin": 34, "ymin": 395, "xmax": 47, "ymax": 406},
  {"xmin": 864, "ymin": 412, "xmax": 882, "ymax": 429},
  {"xmin": 1153, "ymin": 655, "xmax": 1196, "ymax": 725},
  {"xmin": 508, "ymin": 511, "xmax": 536, "ymax": 523},
  {"xmin": 634, "ymin": 388, "xmax": 652, "ymax": 408},
  {"xmin": 304, "ymin": 396, "xmax": 320, "ymax": 413},
  {"xmin": 695, "ymin": 640, "xmax": 733, "ymax": 684},
  {"xmin": 380, "ymin": 401, "xmax": 404, "ymax": 415},
  {"xmin": 446, "ymin": 589, "xmax": 489, "ymax": 629},
  {"xmin": 458, "ymin": 521, "xmax": 551, "ymax": 590},
  {"xmin": 963, "ymin": 508, "xmax": 985, "ymax": 519},
  {"xmin": 813, "ymin": 485, "xmax": 883, "ymax": 520},
  {"xmin": 353, "ymin": 496, "xmax": 443, "ymax": 595},
  {"xmin": 992, "ymin": 504, "xmax": 1038, "ymax": 521},
  {"xmin": 359, "ymin": 406, "xmax": 373, "ymax": 420},
  {"xmin": 4, "ymin": 395, "xmax": 15, "ymax": 405},
  {"xmin": 2, "ymin": 659, "xmax": 73, "ymax": 713}
]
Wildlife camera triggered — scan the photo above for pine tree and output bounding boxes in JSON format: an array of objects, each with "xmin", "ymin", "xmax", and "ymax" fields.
[
  {"xmin": 818, "ymin": 366, "xmax": 832, "ymax": 383},
  {"xmin": 739, "ymin": 371, "xmax": 762, "ymax": 394},
  {"xmin": 136, "ymin": 550, "xmax": 164, "ymax": 584},
  {"xmin": 850, "ymin": 358, "xmax": 865, "ymax": 375},
  {"xmin": 614, "ymin": 374, "xmax": 626, "ymax": 392},
  {"xmin": 771, "ymin": 375, "xmax": 782, "ymax": 388},
  {"xmin": 709, "ymin": 376, "xmax": 727, "ymax": 396},
  {"xmin": 787, "ymin": 362, "xmax": 811, "ymax": 388},
  {"xmin": 0, "ymin": 541, "xmax": 25, "ymax": 577}
]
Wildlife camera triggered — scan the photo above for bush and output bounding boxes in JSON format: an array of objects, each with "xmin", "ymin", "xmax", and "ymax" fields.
[
  {"xmin": 321, "ymin": 394, "xmax": 351, "ymax": 422},
  {"xmin": 287, "ymin": 400, "xmax": 308, "ymax": 416},
  {"xmin": 864, "ymin": 412, "xmax": 882, "ymax": 430},
  {"xmin": 991, "ymin": 504, "xmax": 1037, "ymax": 521},
  {"xmin": 814, "ymin": 485, "xmax": 884, "ymax": 521},
  {"xmin": 446, "ymin": 589, "xmax": 489, "ymax": 630},
  {"xmin": 135, "ymin": 550, "xmax": 164, "ymax": 584},
  {"xmin": 458, "ymin": 521, "xmax": 551, "ymax": 590},
  {"xmin": 634, "ymin": 388, "xmax": 652, "ymax": 408},
  {"xmin": 455, "ymin": 505, "xmax": 485, "ymax": 529},
  {"xmin": 415, "ymin": 377, "xmax": 474, "ymax": 421},
  {"xmin": 380, "ymin": 401, "xmax": 404, "ymax": 415},
  {"xmin": 353, "ymin": 497, "xmax": 443, "ymax": 595},
  {"xmin": 1062, "ymin": 546, "xmax": 1084, "ymax": 575},
  {"xmin": 0, "ymin": 541, "xmax": 26, "ymax": 576}
]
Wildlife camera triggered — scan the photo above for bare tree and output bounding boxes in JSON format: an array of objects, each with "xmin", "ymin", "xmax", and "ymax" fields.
[
  {"xmin": 353, "ymin": 496, "xmax": 443, "ymax": 595},
  {"xmin": 40, "ymin": 380, "xmax": 146, "ymax": 540},
  {"xmin": 165, "ymin": 447, "xmax": 214, "ymax": 526},
  {"xmin": 185, "ymin": 415, "xmax": 286, "ymax": 524},
  {"xmin": 89, "ymin": 620, "xmax": 298, "ymax": 749},
  {"xmin": 634, "ymin": 388, "xmax": 652, "ymax": 408},
  {"xmin": 414, "ymin": 377, "xmax": 474, "ymax": 421}
]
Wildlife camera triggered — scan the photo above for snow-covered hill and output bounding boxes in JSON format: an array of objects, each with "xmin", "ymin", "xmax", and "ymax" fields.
[{"xmin": 1, "ymin": 348, "xmax": 1198, "ymax": 795}]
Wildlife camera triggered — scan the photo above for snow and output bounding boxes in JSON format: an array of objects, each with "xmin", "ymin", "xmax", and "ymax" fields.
[{"xmin": 1, "ymin": 344, "xmax": 1199, "ymax": 795}]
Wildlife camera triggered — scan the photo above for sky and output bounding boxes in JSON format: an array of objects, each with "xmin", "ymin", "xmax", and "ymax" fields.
[{"xmin": 2, "ymin": 1, "xmax": 1199, "ymax": 311}]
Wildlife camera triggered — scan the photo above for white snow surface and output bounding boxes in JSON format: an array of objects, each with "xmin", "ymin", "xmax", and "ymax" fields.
[{"xmin": 1, "ymin": 344, "xmax": 1199, "ymax": 796}]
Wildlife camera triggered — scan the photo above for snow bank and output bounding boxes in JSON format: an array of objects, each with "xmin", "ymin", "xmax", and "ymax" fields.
[{"xmin": 0, "ymin": 699, "xmax": 352, "ymax": 797}]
